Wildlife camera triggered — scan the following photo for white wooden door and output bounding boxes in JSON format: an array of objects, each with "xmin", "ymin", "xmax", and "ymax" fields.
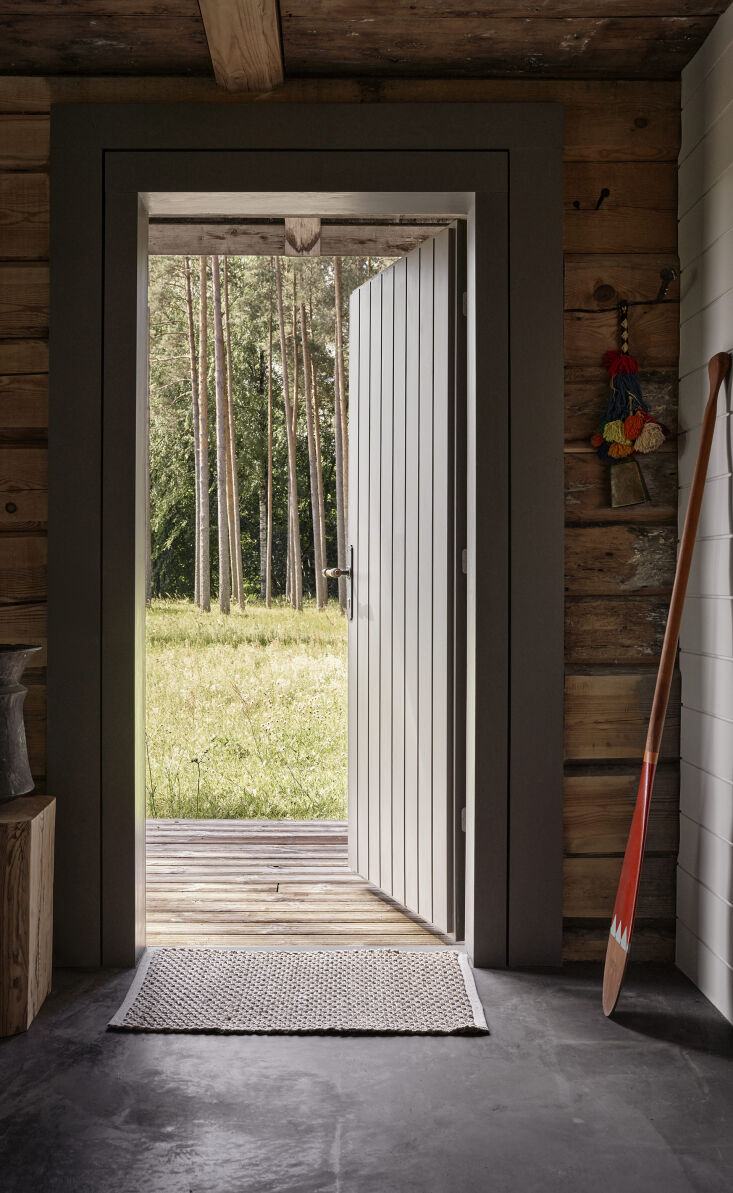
[{"xmin": 347, "ymin": 227, "xmax": 460, "ymax": 936}]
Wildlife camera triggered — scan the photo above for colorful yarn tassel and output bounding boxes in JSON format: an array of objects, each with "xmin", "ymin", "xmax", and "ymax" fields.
[{"xmin": 590, "ymin": 301, "xmax": 667, "ymax": 463}]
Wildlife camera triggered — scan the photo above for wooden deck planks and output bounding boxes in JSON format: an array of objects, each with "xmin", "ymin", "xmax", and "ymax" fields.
[{"xmin": 145, "ymin": 818, "xmax": 445, "ymax": 947}]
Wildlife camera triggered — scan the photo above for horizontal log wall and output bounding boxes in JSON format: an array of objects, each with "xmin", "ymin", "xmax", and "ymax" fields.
[{"xmin": 0, "ymin": 76, "xmax": 680, "ymax": 960}]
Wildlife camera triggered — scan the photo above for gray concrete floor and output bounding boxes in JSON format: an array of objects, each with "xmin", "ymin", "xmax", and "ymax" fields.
[{"xmin": 1, "ymin": 963, "xmax": 732, "ymax": 1193}]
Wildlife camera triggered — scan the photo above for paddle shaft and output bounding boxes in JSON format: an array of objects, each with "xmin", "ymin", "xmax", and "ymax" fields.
[{"xmin": 603, "ymin": 352, "xmax": 730, "ymax": 1016}]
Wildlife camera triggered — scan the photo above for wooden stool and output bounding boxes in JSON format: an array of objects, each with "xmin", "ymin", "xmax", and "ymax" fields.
[{"xmin": 0, "ymin": 795, "xmax": 55, "ymax": 1036}]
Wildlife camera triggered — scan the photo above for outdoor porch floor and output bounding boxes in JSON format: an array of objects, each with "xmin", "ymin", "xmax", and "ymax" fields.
[{"xmin": 146, "ymin": 818, "xmax": 446, "ymax": 947}]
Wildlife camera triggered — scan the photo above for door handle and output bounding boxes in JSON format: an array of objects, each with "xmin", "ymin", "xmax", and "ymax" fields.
[{"xmin": 322, "ymin": 545, "xmax": 353, "ymax": 619}]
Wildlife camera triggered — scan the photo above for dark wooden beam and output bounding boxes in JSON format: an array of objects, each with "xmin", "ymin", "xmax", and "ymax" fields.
[{"xmin": 197, "ymin": 0, "xmax": 284, "ymax": 91}]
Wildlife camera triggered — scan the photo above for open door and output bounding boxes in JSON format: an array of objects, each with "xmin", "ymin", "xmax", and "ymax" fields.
[{"xmin": 346, "ymin": 226, "xmax": 463, "ymax": 937}]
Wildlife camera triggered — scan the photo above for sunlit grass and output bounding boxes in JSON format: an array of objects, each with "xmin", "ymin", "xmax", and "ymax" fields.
[{"xmin": 145, "ymin": 598, "xmax": 347, "ymax": 820}]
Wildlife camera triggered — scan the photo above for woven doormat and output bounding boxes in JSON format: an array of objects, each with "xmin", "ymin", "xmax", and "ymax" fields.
[{"xmin": 109, "ymin": 947, "xmax": 488, "ymax": 1035}]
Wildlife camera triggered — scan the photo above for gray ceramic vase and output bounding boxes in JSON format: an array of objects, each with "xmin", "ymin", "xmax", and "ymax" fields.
[{"xmin": 0, "ymin": 645, "xmax": 41, "ymax": 802}]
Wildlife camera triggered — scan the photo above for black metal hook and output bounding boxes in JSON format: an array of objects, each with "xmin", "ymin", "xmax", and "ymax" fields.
[
  {"xmin": 654, "ymin": 267, "xmax": 678, "ymax": 303},
  {"xmin": 594, "ymin": 188, "xmax": 611, "ymax": 210}
]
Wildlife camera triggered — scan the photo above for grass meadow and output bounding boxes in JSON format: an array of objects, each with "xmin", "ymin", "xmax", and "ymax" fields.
[{"xmin": 145, "ymin": 598, "xmax": 347, "ymax": 820}]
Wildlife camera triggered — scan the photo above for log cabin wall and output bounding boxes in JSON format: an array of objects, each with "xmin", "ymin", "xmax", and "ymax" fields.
[{"xmin": 0, "ymin": 76, "xmax": 680, "ymax": 961}]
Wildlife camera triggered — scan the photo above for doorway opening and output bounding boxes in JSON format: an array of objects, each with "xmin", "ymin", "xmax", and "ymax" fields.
[{"xmin": 144, "ymin": 215, "xmax": 462, "ymax": 949}]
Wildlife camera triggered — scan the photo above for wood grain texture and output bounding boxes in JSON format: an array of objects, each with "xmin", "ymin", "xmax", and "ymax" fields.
[
  {"xmin": 564, "ymin": 670, "xmax": 680, "ymax": 761},
  {"xmin": 0, "ymin": 116, "xmax": 48, "ymax": 171},
  {"xmin": 146, "ymin": 819, "xmax": 445, "ymax": 946},
  {"xmin": 0, "ymin": 601, "xmax": 46, "ymax": 665},
  {"xmin": 281, "ymin": 9, "xmax": 715, "ymax": 79},
  {"xmin": 564, "ymin": 767, "xmax": 678, "ymax": 854},
  {"xmin": 149, "ymin": 221, "xmax": 441, "ymax": 257},
  {"xmin": 564, "ymin": 252, "xmax": 679, "ymax": 309},
  {"xmin": 198, "ymin": 0, "xmax": 283, "ymax": 91},
  {"xmin": 0, "ymin": 341, "xmax": 47, "ymax": 376},
  {"xmin": 564, "ymin": 366, "xmax": 677, "ymax": 446},
  {"xmin": 0, "ymin": 264, "xmax": 48, "ymax": 336},
  {"xmin": 0, "ymin": 447, "xmax": 46, "ymax": 529},
  {"xmin": 0, "ymin": 795, "xmax": 54, "ymax": 1036},
  {"xmin": 0, "ymin": 173, "xmax": 48, "ymax": 260},
  {"xmin": 564, "ymin": 300, "xmax": 679, "ymax": 367},
  {"xmin": 564, "ymin": 918, "xmax": 674, "ymax": 961},
  {"xmin": 0, "ymin": 79, "xmax": 680, "ymax": 163},
  {"xmin": 0, "ymin": 535, "xmax": 46, "ymax": 603},
  {"xmin": 563, "ymin": 163, "xmax": 677, "ymax": 254},
  {"xmin": 563, "ymin": 854, "xmax": 675, "ymax": 918},
  {"xmin": 565, "ymin": 595, "xmax": 670, "ymax": 664},
  {"xmin": 565, "ymin": 451, "xmax": 677, "ymax": 524},
  {"xmin": 565, "ymin": 525, "xmax": 677, "ymax": 595},
  {"xmin": 0, "ymin": 15, "xmax": 211, "ymax": 76}
]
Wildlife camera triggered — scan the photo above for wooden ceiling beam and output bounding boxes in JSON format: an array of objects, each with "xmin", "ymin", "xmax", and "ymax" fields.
[
  {"xmin": 197, "ymin": 0, "xmax": 284, "ymax": 92},
  {"xmin": 148, "ymin": 222, "xmax": 447, "ymax": 257}
]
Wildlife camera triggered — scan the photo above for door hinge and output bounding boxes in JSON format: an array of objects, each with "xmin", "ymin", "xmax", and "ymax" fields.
[
  {"xmin": 461, "ymin": 548, "xmax": 467, "ymax": 574},
  {"xmin": 461, "ymin": 807, "xmax": 466, "ymax": 833},
  {"xmin": 462, "ymin": 291, "xmax": 468, "ymax": 317}
]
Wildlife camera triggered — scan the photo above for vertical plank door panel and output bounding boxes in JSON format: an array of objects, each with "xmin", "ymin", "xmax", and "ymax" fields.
[{"xmin": 348, "ymin": 228, "xmax": 458, "ymax": 935}]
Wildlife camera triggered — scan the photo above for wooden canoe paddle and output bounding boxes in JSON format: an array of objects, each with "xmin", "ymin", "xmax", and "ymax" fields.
[{"xmin": 602, "ymin": 351, "xmax": 731, "ymax": 1017}]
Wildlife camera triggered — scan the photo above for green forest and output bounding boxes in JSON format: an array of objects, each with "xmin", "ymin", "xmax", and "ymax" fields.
[
  {"xmin": 148, "ymin": 253, "xmax": 387, "ymax": 609},
  {"xmin": 145, "ymin": 252, "xmax": 388, "ymax": 820}
]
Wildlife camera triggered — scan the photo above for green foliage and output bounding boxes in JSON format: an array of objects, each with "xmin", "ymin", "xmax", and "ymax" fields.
[
  {"xmin": 145, "ymin": 599, "xmax": 347, "ymax": 819},
  {"xmin": 148, "ymin": 253, "xmax": 390, "ymax": 600}
]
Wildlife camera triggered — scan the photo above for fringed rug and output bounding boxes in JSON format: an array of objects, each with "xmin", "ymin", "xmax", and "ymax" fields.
[{"xmin": 109, "ymin": 947, "xmax": 488, "ymax": 1035}]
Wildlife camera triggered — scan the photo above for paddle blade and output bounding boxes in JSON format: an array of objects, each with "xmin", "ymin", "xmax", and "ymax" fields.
[{"xmin": 602, "ymin": 755, "xmax": 656, "ymax": 1016}]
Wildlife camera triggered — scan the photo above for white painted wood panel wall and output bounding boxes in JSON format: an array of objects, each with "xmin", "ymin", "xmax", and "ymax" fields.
[{"xmin": 678, "ymin": 0, "xmax": 733, "ymax": 1023}]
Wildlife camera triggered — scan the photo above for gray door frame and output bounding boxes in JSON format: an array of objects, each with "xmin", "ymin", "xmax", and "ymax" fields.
[{"xmin": 49, "ymin": 103, "xmax": 564, "ymax": 969}]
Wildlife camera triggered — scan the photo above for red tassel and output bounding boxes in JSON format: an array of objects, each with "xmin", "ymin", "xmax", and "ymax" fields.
[{"xmin": 604, "ymin": 349, "xmax": 639, "ymax": 377}]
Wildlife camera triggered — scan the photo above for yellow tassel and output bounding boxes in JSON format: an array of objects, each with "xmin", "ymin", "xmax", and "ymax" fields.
[{"xmin": 603, "ymin": 419, "xmax": 631, "ymax": 446}]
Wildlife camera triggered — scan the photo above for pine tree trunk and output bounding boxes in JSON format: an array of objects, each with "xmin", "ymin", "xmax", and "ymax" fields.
[
  {"xmin": 184, "ymin": 258, "xmax": 201, "ymax": 607},
  {"xmin": 259, "ymin": 477, "xmax": 267, "ymax": 601},
  {"xmin": 198, "ymin": 256, "xmax": 211, "ymax": 612},
  {"xmin": 223, "ymin": 258, "xmax": 244, "ymax": 606},
  {"xmin": 333, "ymin": 257, "xmax": 349, "ymax": 527},
  {"xmin": 333, "ymin": 360, "xmax": 347, "ymax": 613},
  {"xmin": 276, "ymin": 258, "xmax": 302, "ymax": 611},
  {"xmin": 310, "ymin": 335, "xmax": 327, "ymax": 607},
  {"xmin": 265, "ymin": 263, "xmax": 274, "ymax": 609},
  {"xmin": 211, "ymin": 255, "xmax": 231, "ymax": 614},
  {"xmin": 145, "ymin": 304, "xmax": 152, "ymax": 605},
  {"xmin": 300, "ymin": 303, "xmax": 326, "ymax": 608}
]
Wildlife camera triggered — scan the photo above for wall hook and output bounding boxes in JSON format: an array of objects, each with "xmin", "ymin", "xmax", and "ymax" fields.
[
  {"xmin": 654, "ymin": 267, "xmax": 678, "ymax": 303},
  {"xmin": 595, "ymin": 188, "xmax": 610, "ymax": 210}
]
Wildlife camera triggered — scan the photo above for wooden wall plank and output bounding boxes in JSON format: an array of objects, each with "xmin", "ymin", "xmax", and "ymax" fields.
[
  {"xmin": 564, "ymin": 671, "xmax": 680, "ymax": 761},
  {"xmin": 0, "ymin": 264, "xmax": 48, "ymax": 336},
  {"xmin": 564, "ymin": 918, "xmax": 674, "ymax": 961},
  {"xmin": 565, "ymin": 367, "xmax": 677, "ymax": 446},
  {"xmin": 565, "ymin": 451, "xmax": 677, "ymax": 525},
  {"xmin": 0, "ymin": 446, "xmax": 46, "ymax": 530},
  {"xmin": 0, "ymin": 174, "xmax": 48, "ymax": 260},
  {"xmin": 564, "ymin": 854, "xmax": 676, "ymax": 918},
  {"xmin": 565, "ymin": 525, "xmax": 676, "ymax": 596},
  {"xmin": 564, "ymin": 252, "xmax": 679, "ymax": 308},
  {"xmin": 564, "ymin": 301, "xmax": 679, "ymax": 367},
  {"xmin": 564, "ymin": 768, "xmax": 678, "ymax": 854},
  {"xmin": 0, "ymin": 116, "xmax": 49, "ymax": 171},
  {"xmin": 0, "ymin": 341, "xmax": 47, "ymax": 375},
  {"xmin": 0, "ymin": 373, "xmax": 47, "ymax": 434},
  {"xmin": 0, "ymin": 17, "xmax": 211, "ymax": 77},
  {"xmin": 0, "ymin": 601, "xmax": 46, "ymax": 665},
  {"xmin": 565, "ymin": 595, "xmax": 669, "ymax": 664},
  {"xmin": 564, "ymin": 162, "xmax": 677, "ymax": 254},
  {"xmin": 0, "ymin": 79, "xmax": 681, "ymax": 162},
  {"xmin": 0, "ymin": 535, "xmax": 46, "ymax": 604}
]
